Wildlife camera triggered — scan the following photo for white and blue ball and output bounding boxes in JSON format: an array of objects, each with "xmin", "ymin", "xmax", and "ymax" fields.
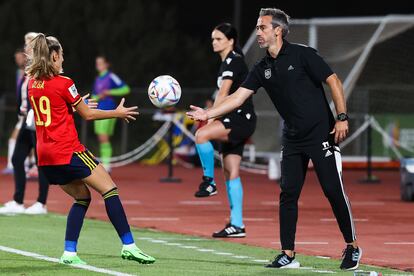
[{"xmin": 148, "ymin": 75, "xmax": 181, "ymax": 108}]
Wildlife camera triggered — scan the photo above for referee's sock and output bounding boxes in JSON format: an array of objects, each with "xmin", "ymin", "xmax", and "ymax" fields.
[
  {"xmin": 195, "ymin": 141, "xmax": 215, "ymax": 184},
  {"xmin": 103, "ymin": 188, "xmax": 134, "ymax": 245},
  {"xmin": 64, "ymin": 198, "xmax": 91, "ymax": 253},
  {"xmin": 226, "ymin": 177, "xmax": 244, "ymax": 228}
]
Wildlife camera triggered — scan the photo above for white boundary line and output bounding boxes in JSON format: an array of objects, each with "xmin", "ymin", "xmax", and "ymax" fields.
[
  {"xmin": 136, "ymin": 237, "xmax": 337, "ymax": 273},
  {"xmin": 271, "ymin": 241, "xmax": 329, "ymax": 245},
  {"xmin": 320, "ymin": 218, "xmax": 368, "ymax": 222},
  {"xmin": 178, "ymin": 201, "xmax": 222, "ymax": 206},
  {"xmin": 130, "ymin": 217, "xmax": 179, "ymax": 221},
  {"xmin": 384, "ymin": 242, "xmax": 414, "ymax": 245},
  {"xmin": 0, "ymin": 245, "xmax": 136, "ymax": 276}
]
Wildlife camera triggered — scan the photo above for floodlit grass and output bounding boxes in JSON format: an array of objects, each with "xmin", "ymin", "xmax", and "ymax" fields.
[{"xmin": 0, "ymin": 214, "xmax": 408, "ymax": 275}]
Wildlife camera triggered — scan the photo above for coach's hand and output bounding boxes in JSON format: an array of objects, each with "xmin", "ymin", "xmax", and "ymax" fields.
[
  {"xmin": 330, "ymin": 120, "xmax": 349, "ymax": 143},
  {"xmin": 186, "ymin": 105, "xmax": 208, "ymax": 121},
  {"xmin": 116, "ymin": 98, "xmax": 139, "ymax": 123}
]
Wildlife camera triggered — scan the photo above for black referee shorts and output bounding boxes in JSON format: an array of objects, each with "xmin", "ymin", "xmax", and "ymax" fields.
[
  {"xmin": 219, "ymin": 109, "xmax": 256, "ymax": 156},
  {"xmin": 41, "ymin": 150, "xmax": 99, "ymax": 185}
]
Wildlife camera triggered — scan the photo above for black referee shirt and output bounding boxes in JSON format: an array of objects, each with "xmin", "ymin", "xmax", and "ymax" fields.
[
  {"xmin": 217, "ymin": 51, "xmax": 254, "ymax": 113},
  {"xmin": 241, "ymin": 40, "xmax": 336, "ymax": 145}
]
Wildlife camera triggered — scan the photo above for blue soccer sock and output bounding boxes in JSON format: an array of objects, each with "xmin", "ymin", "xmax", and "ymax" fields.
[
  {"xmin": 196, "ymin": 141, "xmax": 215, "ymax": 183},
  {"xmin": 226, "ymin": 177, "xmax": 244, "ymax": 228},
  {"xmin": 64, "ymin": 198, "xmax": 91, "ymax": 252},
  {"xmin": 103, "ymin": 188, "xmax": 134, "ymax": 245}
]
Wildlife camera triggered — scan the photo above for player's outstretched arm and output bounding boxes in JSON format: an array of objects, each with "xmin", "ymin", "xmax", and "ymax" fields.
[
  {"xmin": 75, "ymin": 97, "xmax": 139, "ymax": 123},
  {"xmin": 187, "ymin": 87, "xmax": 253, "ymax": 121}
]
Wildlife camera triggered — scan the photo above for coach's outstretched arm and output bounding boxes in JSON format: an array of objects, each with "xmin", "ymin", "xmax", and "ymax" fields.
[{"xmin": 187, "ymin": 87, "xmax": 254, "ymax": 121}]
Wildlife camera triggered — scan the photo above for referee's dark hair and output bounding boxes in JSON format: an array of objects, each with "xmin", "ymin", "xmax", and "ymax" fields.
[
  {"xmin": 214, "ymin": 22, "xmax": 244, "ymax": 56},
  {"xmin": 259, "ymin": 8, "xmax": 290, "ymax": 38}
]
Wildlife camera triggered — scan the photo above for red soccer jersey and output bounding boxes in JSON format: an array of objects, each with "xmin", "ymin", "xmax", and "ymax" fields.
[{"xmin": 28, "ymin": 75, "xmax": 85, "ymax": 166}]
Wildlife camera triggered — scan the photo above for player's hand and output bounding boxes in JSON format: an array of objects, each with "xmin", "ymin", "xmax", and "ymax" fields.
[
  {"xmin": 186, "ymin": 105, "xmax": 208, "ymax": 121},
  {"xmin": 116, "ymin": 98, "xmax": 139, "ymax": 123},
  {"xmin": 330, "ymin": 120, "xmax": 349, "ymax": 143},
  {"xmin": 82, "ymin": 93, "xmax": 98, "ymax": 109}
]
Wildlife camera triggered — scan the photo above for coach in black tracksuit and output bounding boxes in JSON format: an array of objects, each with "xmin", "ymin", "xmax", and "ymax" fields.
[{"xmin": 187, "ymin": 8, "xmax": 361, "ymax": 271}]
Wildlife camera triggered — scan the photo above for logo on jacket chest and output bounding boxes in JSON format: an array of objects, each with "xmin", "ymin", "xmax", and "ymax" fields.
[{"xmin": 264, "ymin": 69, "xmax": 271, "ymax": 79}]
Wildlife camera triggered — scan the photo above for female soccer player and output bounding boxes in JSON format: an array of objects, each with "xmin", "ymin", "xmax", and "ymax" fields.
[
  {"xmin": 92, "ymin": 56, "xmax": 130, "ymax": 172},
  {"xmin": 194, "ymin": 23, "xmax": 256, "ymax": 238},
  {"xmin": 26, "ymin": 33, "xmax": 155, "ymax": 265}
]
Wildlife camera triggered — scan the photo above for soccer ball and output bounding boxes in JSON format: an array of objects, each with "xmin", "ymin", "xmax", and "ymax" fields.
[{"xmin": 148, "ymin": 75, "xmax": 181, "ymax": 108}]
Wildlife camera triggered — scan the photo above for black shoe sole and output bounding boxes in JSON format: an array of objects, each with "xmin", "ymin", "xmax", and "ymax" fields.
[
  {"xmin": 194, "ymin": 191, "xmax": 218, "ymax": 197},
  {"xmin": 212, "ymin": 234, "xmax": 246, "ymax": 238}
]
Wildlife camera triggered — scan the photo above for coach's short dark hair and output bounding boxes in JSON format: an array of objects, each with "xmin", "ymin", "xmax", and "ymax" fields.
[{"xmin": 259, "ymin": 8, "xmax": 290, "ymax": 38}]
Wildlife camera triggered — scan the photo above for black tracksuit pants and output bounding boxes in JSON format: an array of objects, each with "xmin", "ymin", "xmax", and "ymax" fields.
[
  {"xmin": 11, "ymin": 125, "xmax": 49, "ymax": 204},
  {"xmin": 279, "ymin": 137, "xmax": 356, "ymax": 250}
]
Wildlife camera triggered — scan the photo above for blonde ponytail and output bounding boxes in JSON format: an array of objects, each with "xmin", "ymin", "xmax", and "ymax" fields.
[{"xmin": 26, "ymin": 33, "xmax": 62, "ymax": 79}]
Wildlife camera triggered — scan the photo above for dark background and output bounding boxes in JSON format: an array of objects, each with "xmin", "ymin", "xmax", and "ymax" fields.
[{"xmin": 1, "ymin": 0, "xmax": 413, "ymax": 92}]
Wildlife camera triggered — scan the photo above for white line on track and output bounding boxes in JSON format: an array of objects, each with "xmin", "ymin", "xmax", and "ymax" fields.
[
  {"xmin": 178, "ymin": 200, "xmax": 222, "ymax": 205},
  {"xmin": 99, "ymin": 200, "xmax": 142, "ymax": 205},
  {"xmin": 384, "ymin": 242, "xmax": 414, "ymax": 245},
  {"xmin": 243, "ymin": 218, "xmax": 274, "ymax": 222},
  {"xmin": 351, "ymin": 201, "xmax": 385, "ymax": 206},
  {"xmin": 0, "ymin": 245, "xmax": 135, "ymax": 276},
  {"xmin": 260, "ymin": 201, "xmax": 303, "ymax": 206},
  {"xmin": 131, "ymin": 217, "xmax": 179, "ymax": 221},
  {"xmin": 320, "ymin": 218, "xmax": 368, "ymax": 222},
  {"xmin": 271, "ymin": 241, "xmax": 329, "ymax": 245}
]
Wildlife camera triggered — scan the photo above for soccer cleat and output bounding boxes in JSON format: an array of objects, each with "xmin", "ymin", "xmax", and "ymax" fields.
[
  {"xmin": 212, "ymin": 223, "xmax": 246, "ymax": 238},
  {"xmin": 0, "ymin": 201, "xmax": 25, "ymax": 214},
  {"xmin": 340, "ymin": 245, "xmax": 362, "ymax": 270},
  {"xmin": 194, "ymin": 176, "xmax": 217, "ymax": 197},
  {"xmin": 266, "ymin": 251, "xmax": 300, "ymax": 268},
  {"xmin": 25, "ymin": 202, "xmax": 48, "ymax": 215},
  {"xmin": 121, "ymin": 245, "xmax": 155, "ymax": 264},
  {"xmin": 59, "ymin": 254, "xmax": 87, "ymax": 265}
]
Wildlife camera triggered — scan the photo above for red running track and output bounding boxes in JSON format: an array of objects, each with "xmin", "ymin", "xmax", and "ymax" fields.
[{"xmin": 1, "ymin": 163, "xmax": 413, "ymax": 271}]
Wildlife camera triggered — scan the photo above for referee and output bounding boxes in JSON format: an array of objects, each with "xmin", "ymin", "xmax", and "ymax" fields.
[{"xmin": 187, "ymin": 8, "xmax": 361, "ymax": 271}]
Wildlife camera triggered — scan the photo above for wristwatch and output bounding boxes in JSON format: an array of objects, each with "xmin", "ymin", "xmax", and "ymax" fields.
[{"xmin": 337, "ymin": 113, "xmax": 349, "ymax": 121}]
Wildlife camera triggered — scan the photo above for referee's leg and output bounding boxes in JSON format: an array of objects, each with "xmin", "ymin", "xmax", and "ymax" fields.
[
  {"xmin": 310, "ymin": 142, "xmax": 356, "ymax": 243},
  {"xmin": 279, "ymin": 145, "xmax": 309, "ymax": 251}
]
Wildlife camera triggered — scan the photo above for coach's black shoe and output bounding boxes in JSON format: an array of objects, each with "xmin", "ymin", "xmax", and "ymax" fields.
[
  {"xmin": 266, "ymin": 251, "xmax": 300, "ymax": 268},
  {"xmin": 340, "ymin": 245, "xmax": 362, "ymax": 270},
  {"xmin": 194, "ymin": 176, "xmax": 217, "ymax": 197},
  {"xmin": 212, "ymin": 223, "xmax": 246, "ymax": 238}
]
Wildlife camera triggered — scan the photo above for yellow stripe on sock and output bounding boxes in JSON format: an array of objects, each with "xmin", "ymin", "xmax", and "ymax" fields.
[
  {"xmin": 75, "ymin": 200, "xmax": 90, "ymax": 207},
  {"xmin": 103, "ymin": 190, "xmax": 119, "ymax": 200},
  {"xmin": 81, "ymin": 152, "xmax": 97, "ymax": 170},
  {"xmin": 75, "ymin": 152, "xmax": 94, "ymax": 171}
]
